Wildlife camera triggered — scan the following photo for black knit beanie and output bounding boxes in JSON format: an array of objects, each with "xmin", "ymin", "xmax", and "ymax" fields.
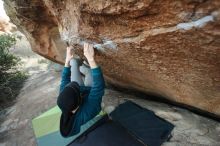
[{"xmin": 57, "ymin": 81, "xmax": 80, "ymax": 114}]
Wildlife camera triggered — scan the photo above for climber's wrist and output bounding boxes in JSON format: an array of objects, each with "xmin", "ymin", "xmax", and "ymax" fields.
[
  {"xmin": 88, "ymin": 59, "xmax": 97, "ymax": 69},
  {"xmin": 64, "ymin": 60, "xmax": 70, "ymax": 67}
]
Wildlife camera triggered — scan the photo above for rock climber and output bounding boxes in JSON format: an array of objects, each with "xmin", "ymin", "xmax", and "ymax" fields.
[{"xmin": 57, "ymin": 42, "xmax": 105, "ymax": 137}]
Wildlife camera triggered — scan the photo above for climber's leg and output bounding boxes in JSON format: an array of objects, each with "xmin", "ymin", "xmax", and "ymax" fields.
[
  {"xmin": 70, "ymin": 58, "xmax": 84, "ymax": 86},
  {"xmin": 79, "ymin": 63, "xmax": 93, "ymax": 87}
]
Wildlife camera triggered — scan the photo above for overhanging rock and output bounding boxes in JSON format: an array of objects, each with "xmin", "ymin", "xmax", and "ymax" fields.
[{"xmin": 4, "ymin": 0, "xmax": 220, "ymax": 116}]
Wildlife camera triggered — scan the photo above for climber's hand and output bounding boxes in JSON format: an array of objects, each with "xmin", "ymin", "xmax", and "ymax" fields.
[
  {"xmin": 84, "ymin": 43, "xmax": 94, "ymax": 61},
  {"xmin": 65, "ymin": 46, "xmax": 73, "ymax": 67},
  {"xmin": 84, "ymin": 42, "xmax": 97, "ymax": 69}
]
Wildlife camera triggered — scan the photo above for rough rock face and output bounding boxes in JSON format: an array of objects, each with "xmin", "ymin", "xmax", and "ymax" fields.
[{"xmin": 4, "ymin": 0, "xmax": 220, "ymax": 116}]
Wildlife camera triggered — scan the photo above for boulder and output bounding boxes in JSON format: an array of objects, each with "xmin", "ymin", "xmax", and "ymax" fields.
[{"xmin": 4, "ymin": 0, "xmax": 220, "ymax": 116}]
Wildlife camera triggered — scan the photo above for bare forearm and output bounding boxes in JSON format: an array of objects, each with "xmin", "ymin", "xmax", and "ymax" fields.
[{"xmin": 64, "ymin": 46, "xmax": 73, "ymax": 67}]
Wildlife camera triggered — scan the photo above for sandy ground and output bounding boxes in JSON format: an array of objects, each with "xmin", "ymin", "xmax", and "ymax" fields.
[{"xmin": 0, "ymin": 33, "xmax": 220, "ymax": 146}]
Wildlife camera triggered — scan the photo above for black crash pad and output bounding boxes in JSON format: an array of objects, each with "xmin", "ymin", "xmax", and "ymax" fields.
[{"xmin": 110, "ymin": 101, "xmax": 174, "ymax": 146}]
